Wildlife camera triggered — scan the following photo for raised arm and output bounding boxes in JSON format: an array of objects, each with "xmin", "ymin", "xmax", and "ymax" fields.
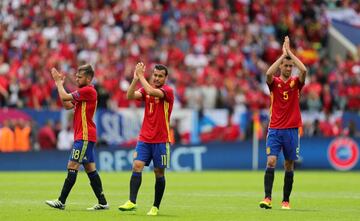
[
  {"xmin": 265, "ymin": 40, "xmax": 288, "ymax": 85},
  {"xmin": 284, "ymin": 36, "xmax": 307, "ymax": 84},
  {"xmin": 51, "ymin": 68, "xmax": 74, "ymax": 109},
  {"xmin": 126, "ymin": 65, "xmax": 143, "ymax": 100},
  {"xmin": 135, "ymin": 62, "xmax": 164, "ymax": 98}
]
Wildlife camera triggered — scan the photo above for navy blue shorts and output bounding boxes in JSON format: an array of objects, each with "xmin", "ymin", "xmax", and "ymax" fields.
[
  {"xmin": 134, "ymin": 141, "xmax": 170, "ymax": 168},
  {"xmin": 266, "ymin": 128, "xmax": 300, "ymax": 160},
  {"xmin": 69, "ymin": 140, "xmax": 95, "ymax": 164}
]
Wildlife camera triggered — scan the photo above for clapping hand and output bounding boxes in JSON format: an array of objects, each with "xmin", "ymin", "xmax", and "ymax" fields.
[
  {"xmin": 51, "ymin": 67, "xmax": 65, "ymax": 85},
  {"xmin": 284, "ymin": 36, "xmax": 291, "ymax": 55},
  {"xmin": 134, "ymin": 62, "xmax": 146, "ymax": 79},
  {"xmin": 282, "ymin": 38, "xmax": 287, "ymax": 56}
]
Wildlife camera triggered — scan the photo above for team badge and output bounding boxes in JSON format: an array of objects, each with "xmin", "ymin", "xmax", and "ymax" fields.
[
  {"xmin": 72, "ymin": 91, "xmax": 80, "ymax": 99},
  {"xmin": 266, "ymin": 147, "xmax": 271, "ymax": 155},
  {"xmin": 290, "ymin": 80, "xmax": 295, "ymax": 88},
  {"xmin": 133, "ymin": 151, "xmax": 138, "ymax": 159},
  {"xmin": 327, "ymin": 137, "xmax": 359, "ymax": 171}
]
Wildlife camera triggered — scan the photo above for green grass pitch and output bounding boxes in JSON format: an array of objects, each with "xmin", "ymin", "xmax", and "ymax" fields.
[{"xmin": 0, "ymin": 171, "xmax": 359, "ymax": 221}]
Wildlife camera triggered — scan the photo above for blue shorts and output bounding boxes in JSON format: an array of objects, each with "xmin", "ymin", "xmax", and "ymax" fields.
[
  {"xmin": 69, "ymin": 140, "xmax": 95, "ymax": 164},
  {"xmin": 266, "ymin": 128, "xmax": 300, "ymax": 160},
  {"xmin": 134, "ymin": 141, "xmax": 170, "ymax": 168}
]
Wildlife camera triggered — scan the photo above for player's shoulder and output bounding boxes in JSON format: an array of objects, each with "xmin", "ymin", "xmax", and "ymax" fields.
[
  {"xmin": 268, "ymin": 76, "xmax": 280, "ymax": 85},
  {"xmin": 269, "ymin": 76, "xmax": 281, "ymax": 86},
  {"xmin": 161, "ymin": 84, "xmax": 173, "ymax": 91},
  {"xmin": 78, "ymin": 85, "xmax": 97, "ymax": 100},
  {"xmin": 291, "ymin": 76, "xmax": 299, "ymax": 81},
  {"xmin": 160, "ymin": 84, "xmax": 174, "ymax": 95},
  {"xmin": 160, "ymin": 84, "xmax": 174, "ymax": 102},
  {"xmin": 273, "ymin": 76, "xmax": 281, "ymax": 82},
  {"xmin": 83, "ymin": 85, "xmax": 97, "ymax": 93},
  {"xmin": 289, "ymin": 76, "xmax": 302, "ymax": 86}
]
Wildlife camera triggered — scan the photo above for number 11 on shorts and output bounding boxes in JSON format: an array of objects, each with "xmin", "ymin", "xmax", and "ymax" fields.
[{"xmin": 161, "ymin": 155, "xmax": 167, "ymax": 166}]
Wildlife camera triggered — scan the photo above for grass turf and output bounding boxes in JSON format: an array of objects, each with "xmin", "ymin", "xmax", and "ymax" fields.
[{"xmin": 0, "ymin": 171, "xmax": 359, "ymax": 221}]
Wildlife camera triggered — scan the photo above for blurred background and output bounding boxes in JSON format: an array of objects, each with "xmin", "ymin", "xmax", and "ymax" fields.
[{"xmin": 0, "ymin": 0, "xmax": 359, "ymax": 171}]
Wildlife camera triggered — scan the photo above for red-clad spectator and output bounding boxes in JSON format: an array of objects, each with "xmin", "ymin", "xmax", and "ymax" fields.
[
  {"xmin": 263, "ymin": 35, "xmax": 282, "ymax": 63},
  {"xmin": 38, "ymin": 120, "xmax": 57, "ymax": 150},
  {"xmin": 222, "ymin": 115, "xmax": 241, "ymax": 142},
  {"xmin": 321, "ymin": 84, "xmax": 333, "ymax": 113},
  {"xmin": 0, "ymin": 76, "xmax": 8, "ymax": 106},
  {"xmin": 28, "ymin": 76, "xmax": 51, "ymax": 109},
  {"xmin": 303, "ymin": 75, "xmax": 322, "ymax": 96},
  {"xmin": 168, "ymin": 45, "xmax": 185, "ymax": 66},
  {"xmin": 319, "ymin": 120, "xmax": 335, "ymax": 137},
  {"xmin": 0, "ymin": 0, "xmax": 356, "ymax": 121},
  {"xmin": 346, "ymin": 83, "xmax": 360, "ymax": 111}
]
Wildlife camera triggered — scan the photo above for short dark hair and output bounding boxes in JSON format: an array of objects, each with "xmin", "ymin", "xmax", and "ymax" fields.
[
  {"xmin": 281, "ymin": 56, "xmax": 292, "ymax": 64},
  {"xmin": 154, "ymin": 64, "xmax": 168, "ymax": 76},
  {"xmin": 78, "ymin": 64, "xmax": 95, "ymax": 79}
]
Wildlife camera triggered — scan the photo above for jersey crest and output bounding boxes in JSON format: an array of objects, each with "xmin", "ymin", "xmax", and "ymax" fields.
[{"xmin": 290, "ymin": 80, "xmax": 295, "ymax": 88}]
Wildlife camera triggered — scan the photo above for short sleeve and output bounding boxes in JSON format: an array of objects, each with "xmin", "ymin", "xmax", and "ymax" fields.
[
  {"xmin": 296, "ymin": 77, "xmax": 305, "ymax": 91},
  {"xmin": 267, "ymin": 78, "xmax": 276, "ymax": 92},
  {"xmin": 71, "ymin": 86, "xmax": 96, "ymax": 102},
  {"xmin": 138, "ymin": 88, "xmax": 146, "ymax": 100},
  {"xmin": 160, "ymin": 85, "xmax": 174, "ymax": 103}
]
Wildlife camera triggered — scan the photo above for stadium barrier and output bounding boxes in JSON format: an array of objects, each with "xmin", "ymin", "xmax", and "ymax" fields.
[
  {"xmin": 1, "ymin": 137, "xmax": 359, "ymax": 171},
  {"xmin": 4, "ymin": 108, "xmax": 359, "ymax": 146}
]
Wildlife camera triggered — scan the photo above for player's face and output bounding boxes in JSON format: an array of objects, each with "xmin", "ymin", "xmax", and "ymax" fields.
[
  {"xmin": 280, "ymin": 59, "xmax": 293, "ymax": 78},
  {"xmin": 75, "ymin": 71, "xmax": 90, "ymax": 87},
  {"xmin": 151, "ymin": 69, "xmax": 167, "ymax": 88}
]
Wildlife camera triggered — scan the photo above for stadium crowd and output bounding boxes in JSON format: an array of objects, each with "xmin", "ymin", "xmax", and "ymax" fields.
[{"xmin": 0, "ymin": 0, "xmax": 359, "ymax": 151}]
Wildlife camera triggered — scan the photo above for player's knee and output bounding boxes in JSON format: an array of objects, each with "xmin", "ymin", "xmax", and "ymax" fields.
[
  {"xmin": 266, "ymin": 156, "xmax": 277, "ymax": 168},
  {"xmin": 67, "ymin": 161, "xmax": 80, "ymax": 170},
  {"xmin": 267, "ymin": 158, "xmax": 277, "ymax": 168},
  {"xmin": 284, "ymin": 161, "xmax": 294, "ymax": 171},
  {"xmin": 267, "ymin": 163, "xmax": 276, "ymax": 168},
  {"xmin": 154, "ymin": 168, "xmax": 165, "ymax": 177},
  {"xmin": 132, "ymin": 161, "xmax": 144, "ymax": 172},
  {"xmin": 284, "ymin": 166, "xmax": 293, "ymax": 171},
  {"xmin": 84, "ymin": 163, "xmax": 96, "ymax": 173}
]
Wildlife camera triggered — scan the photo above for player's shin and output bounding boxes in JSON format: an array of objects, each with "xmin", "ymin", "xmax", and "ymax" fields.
[
  {"xmin": 153, "ymin": 176, "xmax": 165, "ymax": 208},
  {"xmin": 87, "ymin": 170, "xmax": 107, "ymax": 205},
  {"xmin": 130, "ymin": 172, "xmax": 142, "ymax": 203},
  {"xmin": 264, "ymin": 167, "xmax": 275, "ymax": 199},
  {"xmin": 283, "ymin": 171, "xmax": 294, "ymax": 202},
  {"xmin": 59, "ymin": 169, "xmax": 78, "ymax": 204}
]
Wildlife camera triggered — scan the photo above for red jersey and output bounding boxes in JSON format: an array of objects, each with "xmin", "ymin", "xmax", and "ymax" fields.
[
  {"xmin": 268, "ymin": 76, "xmax": 304, "ymax": 129},
  {"xmin": 71, "ymin": 85, "xmax": 97, "ymax": 142},
  {"xmin": 138, "ymin": 85, "xmax": 174, "ymax": 143}
]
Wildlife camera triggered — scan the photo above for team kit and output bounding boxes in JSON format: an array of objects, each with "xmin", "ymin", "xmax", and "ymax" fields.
[{"xmin": 45, "ymin": 36, "xmax": 306, "ymax": 214}]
